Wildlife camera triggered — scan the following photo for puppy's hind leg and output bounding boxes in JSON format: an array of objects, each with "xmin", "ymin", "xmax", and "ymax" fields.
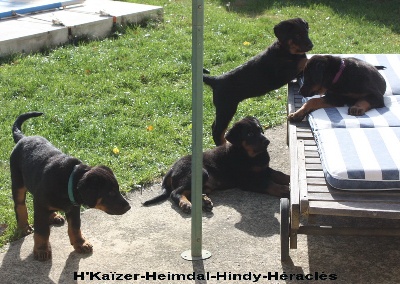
[
  {"xmin": 171, "ymin": 190, "xmax": 214, "ymax": 213},
  {"xmin": 11, "ymin": 183, "xmax": 33, "ymax": 236},
  {"xmin": 49, "ymin": 212, "xmax": 65, "ymax": 226},
  {"xmin": 348, "ymin": 94, "xmax": 384, "ymax": 116},
  {"xmin": 212, "ymin": 99, "xmax": 239, "ymax": 146},
  {"xmin": 171, "ymin": 187, "xmax": 192, "ymax": 214}
]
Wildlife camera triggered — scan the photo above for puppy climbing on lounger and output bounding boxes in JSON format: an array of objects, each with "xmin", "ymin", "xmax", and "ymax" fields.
[
  {"xmin": 288, "ymin": 55, "xmax": 387, "ymax": 122},
  {"xmin": 203, "ymin": 18, "xmax": 314, "ymax": 145}
]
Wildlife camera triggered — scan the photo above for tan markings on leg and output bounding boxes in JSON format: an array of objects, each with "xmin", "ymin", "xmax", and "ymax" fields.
[
  {"xmin": 68, "ymin": 222, "xmax": 93, "ymax": 254},
  {"xmin": 349, "ymin": 99, "xmax": 371, "ymax": 116},
  {"xmin": 48, "ymin": 212, "xmax": 65, "ymax": 225},
  {"xmin": 179, "ymin": 190, "xmax": 192, "ymax": 213},
  {"xmin": 288, "ymin": 97, "xmax": 333, "ymax": 122},
  {"xmin": 14, "ymin": 187, "xmax": 32, "ymax": 235},
  {"xmin": 33, "ymin": 233, "xmax": 52, "ymax": 261}
]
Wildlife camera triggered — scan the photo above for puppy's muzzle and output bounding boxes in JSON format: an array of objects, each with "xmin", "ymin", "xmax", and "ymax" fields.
[
  {"xmin": 300, "ymin": 41, "xmax": 313, "ymax": 53},
  {"xmin": 96, "ymin": 198, "xmax": 131, "ymax": 215}
]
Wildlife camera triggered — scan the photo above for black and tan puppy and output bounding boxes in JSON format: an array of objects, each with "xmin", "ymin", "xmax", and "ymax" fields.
[
  {"xmin": 10, "ymin": 112, "xmax": 131, "ymax": 261},
  {"xmin": 288, "ymin": 55, "xmax": 386, "ymax": 122},
  {"xmin": 203, "ymin": 18, "xmax": 313, "ymax": 145},
  {"xmin": 143, "ymin": 117, "xmax": 289, "ymax": 213}
]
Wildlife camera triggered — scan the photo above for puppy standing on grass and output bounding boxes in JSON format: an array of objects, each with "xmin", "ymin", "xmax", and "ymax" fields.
[
  {"xmin": 143, "ymin": 117, "xmax": 289, "ymax": 214},
  {"xmin": 203, "ymin": 18, "xmax": 313, "ymax": 145},
  {"xmin": 288, "ymin": 55, "xmax": 387, "ymax": 122},
  {"xmin": 10, "ymin": 112, "xmax": 131, "ymax": 261}
]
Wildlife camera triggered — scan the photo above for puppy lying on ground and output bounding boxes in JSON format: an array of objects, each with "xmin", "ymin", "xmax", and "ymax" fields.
[
  {"xmin": 10, "ymin": 112, "xmax": 131, "ymax": 261},
  {"xmin": 203, "ymin": 18, "xmax": 313, "ymax": 145},
  {"xmin": 143, "ymin": 117, "xmax": 289, "ymax": 213},
  {"xmin": 288, "ymin": 55, "xmax": 386, "ymax": 122}
]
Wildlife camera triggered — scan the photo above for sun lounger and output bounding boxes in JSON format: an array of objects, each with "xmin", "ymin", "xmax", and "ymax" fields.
[{"xmin": 281, "ymin": 54, "xmax": 400, "ymax": 261}]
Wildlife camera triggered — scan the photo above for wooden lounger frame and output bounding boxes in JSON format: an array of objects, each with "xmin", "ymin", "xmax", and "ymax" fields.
[{"xmin": 281, "ymin": 81, "xmax": 400, "ymax": 261}]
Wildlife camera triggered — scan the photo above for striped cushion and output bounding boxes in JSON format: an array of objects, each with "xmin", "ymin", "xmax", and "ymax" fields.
[
  {"xmin": 315, "ymin": 128, "xmax": 400, "ymax": 190},
  {"xmin": 309, "ymin": 98, "xmax": 400, "ymax": 130},
  {"xmin": 306, "ymin": 54, "xmax": 400, "ymax": 190}
]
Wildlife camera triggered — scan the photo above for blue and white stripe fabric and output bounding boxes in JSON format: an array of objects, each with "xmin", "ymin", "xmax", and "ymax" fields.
[
  {"xmin": 306, "ymin": 54, "xmax": 400, "ymax": 190},
  {"xmin": 309, "ymin": 97, "xmax": 400, "ymax": 129},
  {"xmin": 315, "ymin": 127, "xmax": 400, "ymax": 190}
]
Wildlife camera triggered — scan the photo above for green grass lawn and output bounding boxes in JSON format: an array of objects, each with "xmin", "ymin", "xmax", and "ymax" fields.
[{"xmin": 0, "ymin": 0, "xmax": 399, "ymax": 246}]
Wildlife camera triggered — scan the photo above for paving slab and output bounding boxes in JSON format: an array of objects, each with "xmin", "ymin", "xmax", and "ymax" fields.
[{"xmin": 0, "ymin": 0, "xmax": 162, "ymax": 56}]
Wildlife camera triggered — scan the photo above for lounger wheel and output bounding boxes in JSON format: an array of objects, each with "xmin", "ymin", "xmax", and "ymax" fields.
[{"xmin": 280, "ymin": 197, "xmax": 290, "ymax": 261}]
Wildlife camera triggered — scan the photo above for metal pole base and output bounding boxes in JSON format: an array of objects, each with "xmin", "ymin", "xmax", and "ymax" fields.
[{"xmin": 181, "ymin": 250, "xmax": 211, "ymax": 261}]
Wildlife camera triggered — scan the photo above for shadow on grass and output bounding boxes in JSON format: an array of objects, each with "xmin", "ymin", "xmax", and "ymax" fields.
[{"xmin": 216, "ymin": 0, "xmax": 400, "ymax": 34}]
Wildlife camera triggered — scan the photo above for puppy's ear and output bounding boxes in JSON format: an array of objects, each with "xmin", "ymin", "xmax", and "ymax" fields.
[
  {"xmin": 252, "ymin": 117, "xmax": 264, "ymax": 134},
  {"xmin": 302, "ymin": 19, "xmax": 309, "ymax": 30},
  {"xmin": 96, "ymin": 165, "xmax": 115, "ymax": 176},
  {"xmin": 225, "ymin": 124, "xmax": 242, "ymax": 146},
  {"xmin": 274, "ymin": 21, "xmax": 292, "ymax": 42},
  {"xmin": 312, "ymin": 61, "xmax": 326, "ymax": 84}
]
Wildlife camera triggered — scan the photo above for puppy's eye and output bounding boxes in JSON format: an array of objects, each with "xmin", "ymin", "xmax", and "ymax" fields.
[
  {"xmin": 248, "ymin": 132, "xmax": 254, "ymax": 137},
  {"xmin": 109, "ymin": 191, "xmax": 116, "ymax": 197}
]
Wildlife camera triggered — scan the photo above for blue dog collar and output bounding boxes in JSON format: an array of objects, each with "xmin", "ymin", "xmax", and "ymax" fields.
[{"xmin": 68, "ymin": 165, "xmax": 80, "ymax": 206}]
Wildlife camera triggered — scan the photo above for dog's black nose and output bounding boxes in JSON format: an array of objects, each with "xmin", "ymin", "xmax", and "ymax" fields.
[{"xmin": 263, "ymin": 139, "xmax": 270, "ymax": 147}]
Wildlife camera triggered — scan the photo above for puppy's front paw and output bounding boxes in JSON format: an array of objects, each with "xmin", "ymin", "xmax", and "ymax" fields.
[
  {"xmin": 288, "ymin": 112, "xmax": 305, "ymax": 122},
  {"xmin": 202, "ymin": 194, "xmax": 213, "ymax": 212},
  {"xmin": 73, "ymin": 239, "xmax": 93, "ymax": 254},
  {"xmin": 280, "ymin": 185, "xmax": 290, "ymax": 198},
  {"xmin": 267, "ymin": 185, "xmax": 290, "ymax": 198},
  {"xmin": 34, "ymin": 248, "xmax": 52, "ymax": 261}
]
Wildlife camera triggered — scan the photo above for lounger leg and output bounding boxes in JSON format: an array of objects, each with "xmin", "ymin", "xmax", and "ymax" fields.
[
  {"xmin": 290, "ymin": 230, "xmax": 298, "ymax": 249},
  {"xmin": 280, "ymin": 198, "xmax": 290, "ymax": 261}
]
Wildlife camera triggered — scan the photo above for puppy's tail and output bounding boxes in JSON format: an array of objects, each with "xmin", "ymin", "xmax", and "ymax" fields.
[
  {"xmin": 12, "ymin": 112, "xmax": 44, "ymax": 143},
  {"xmin": 203, "ymin": 74, "xmax": 218, "ymax": 88},
  {"xmin": 142, "ymin": 169, "xmax": 172, "ymax": 206}
]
